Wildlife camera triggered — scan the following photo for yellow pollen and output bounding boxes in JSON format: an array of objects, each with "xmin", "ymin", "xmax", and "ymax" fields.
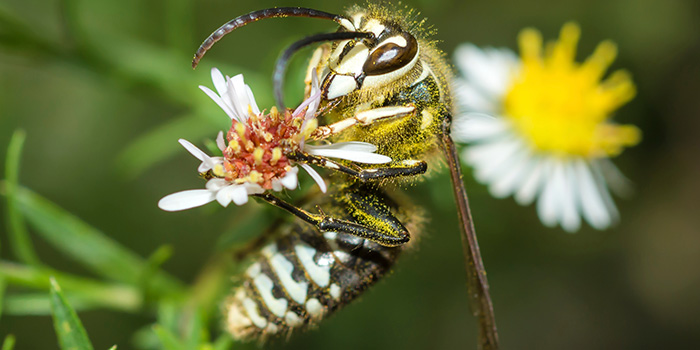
[
  {"xmin": 248, "ymin": 170, "xmax": 262, "ymax": 183},
  {"xmin": 504, "ymin": 22, "xmax": 640, "ymax": 158},
  {"xmin": 253, "ymin": 147, "xmax": 264, "ymax": 165},
  {"xmin": 270, "ymin": 106, "xmax": 280, "ymax": 119},
  {"xmin": 235, "ymin": 123, "xmax": 247, "ymax": 142},
  {"xmin": 228, "ymin": 141, "xmax": 240, "ymax": 153},
  {"xmin": 270, "ymin": 147, "xmax": 282, "ymax": 166},
  {"xmin": 299, "ymin": 119, "xmax": 318, "ymax": 141},
  {"xmin": 247, "ymin": 105, "xmax": 256, "ymax": 118},
  {"xmin": 212, "ymin": 163, "xmax": 225, "ymax": 177},
  {"xmin": 263, "ymin": 132, "xmax": 273, "ymax": 142}
]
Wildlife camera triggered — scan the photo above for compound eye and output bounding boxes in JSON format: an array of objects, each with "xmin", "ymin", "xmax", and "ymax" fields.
[{"xmin": 362, "ymin": 34, "xmax": 418, "ymax": 76}]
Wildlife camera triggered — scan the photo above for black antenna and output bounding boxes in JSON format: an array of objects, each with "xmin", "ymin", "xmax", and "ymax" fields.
[
  {"xmin": 273, "ymin": 31, "xmax": 374, "ymax": 110},
  {"xmin": 192, "ymin": 7, "xmax": 350, "ymax": 68}
]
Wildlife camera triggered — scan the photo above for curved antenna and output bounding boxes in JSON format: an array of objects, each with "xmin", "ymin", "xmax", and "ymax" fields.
[
  {"xmin": 273, "ymin": 31, "xmax": 374, "ymax": 110},
  {"xmin": 192, "ymin": 7, "xmax": 352, "ymax": 68}
]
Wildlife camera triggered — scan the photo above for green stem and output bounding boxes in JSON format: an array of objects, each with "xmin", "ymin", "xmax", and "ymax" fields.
[
  {"xmin": 3, "ymin": 130, "xmax": 40, "ymax": 266},
  {"xmin": 0, "ymin": 261, "xmax": 142, "ymax": 313}
]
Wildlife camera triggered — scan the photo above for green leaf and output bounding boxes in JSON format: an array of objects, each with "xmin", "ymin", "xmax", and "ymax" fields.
[
  {"xmin": 3, "ymin": 129, "xmax": 40, "ymax": 265},
  {"xmin": 140, "ymin": 245, "xmax": 174, "ymax": 298},
  {"xmin": 185, "ymin": 309, "xmax": 205, "ymax": 350},
  {"xmin": 4, "ymin": 293, "xmax": 91, "ymax": 315},
  {"xmin": 49, "ymin": 277, "xmax": 95, "ymax": 350},
  {"xmin": 0, "ymin": 261, "xmax": 141, "ymax": 313},
  {"xmin": 153, "ymin": 325, "xmax": 184, "ymax": 350},
  {"xmin": 6, "ymin": 186, "xmax": 183, "ymax": 295},
  {"xmin": 1, "ymin": 334, "xmax": 16, "ymax": 350},
  {"xmin": 211, "ymin": 334, "xmax": 233, "ymax": 350},
  {"xmin": 0, "ymin": 276, "xmax": 5, "ymax": 319}
]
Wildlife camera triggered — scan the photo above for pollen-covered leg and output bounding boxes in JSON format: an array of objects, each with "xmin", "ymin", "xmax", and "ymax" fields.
[
  {"xmin": 311, "ymin": 104, "xmax": 416, "ymax": 140},
  {"xmin": 289, "ymin": 152, "xmax": 427, "ymax": 181},
  {"xmin": 254, "ymin": 186, "xmax": 411, "ymax": 247}
]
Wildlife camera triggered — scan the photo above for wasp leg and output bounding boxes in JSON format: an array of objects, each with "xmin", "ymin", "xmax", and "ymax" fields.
[
  {"xmin": 311, "ymin": 105, "xmax": 416, "ymax": 140},
  {"xmin": 288, "ymin": 152, "xmax": 427, "ymax": 181},
  {"xmin": 254, "ymin": 189, "xmax": 410, "ymax": 247}
]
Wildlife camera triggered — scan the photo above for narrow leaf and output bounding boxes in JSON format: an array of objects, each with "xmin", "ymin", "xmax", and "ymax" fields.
[
  {"xmin": 140, "ymin": 245, "xmax": 173, "ymax": 299},
  {"xmin": 4, "ymin": 293, "xmax": 90, "ymax": 315},
  {"xmin": 152, "ymin": 325, "xmax": 184, "ymax": 350},
  {"xmin": 212, "ymin": 334, "xmax": 233, "ymax": 350},
  {"xmin": 49, "ymin": 277, "xmax": 95, "ymax": 350},
  {"xmin": 3, "ymin": 129, "xmax": 40, "ymax": 265},
  {"xmin": 8, "ymin": 186, "xmax": 182, "ymax": 295},
  {"xmin": 0, "ymin": 276, "xmax": 5, "ymax": 319},
  {"xmin": 1, "ymin": 262, "xmax": 141, "ymax": 313},
  {"xmin": 1, "ymin": 335, "xmax": 16, "ymax": 350}
]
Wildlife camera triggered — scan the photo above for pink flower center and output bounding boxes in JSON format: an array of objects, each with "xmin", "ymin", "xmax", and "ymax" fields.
[{"xmin": 223, "ymin": 107, "xmax": 306, "ymax": 189}]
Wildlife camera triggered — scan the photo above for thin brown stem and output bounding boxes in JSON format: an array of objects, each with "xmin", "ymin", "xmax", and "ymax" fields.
[{"xmin": 440, "ymin": 124, "xmax": 499, "ymax": 350}]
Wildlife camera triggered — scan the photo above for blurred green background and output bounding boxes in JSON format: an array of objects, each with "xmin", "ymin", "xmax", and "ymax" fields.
[{"xmin": 1, "ymin": 0, "xmax": 699, "ymax": 349}]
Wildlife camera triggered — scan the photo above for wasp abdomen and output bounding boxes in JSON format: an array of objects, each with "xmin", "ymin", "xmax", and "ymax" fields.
[{"xmin": 226, "ymin": 222, "xmax": 400, "ymax": 340}]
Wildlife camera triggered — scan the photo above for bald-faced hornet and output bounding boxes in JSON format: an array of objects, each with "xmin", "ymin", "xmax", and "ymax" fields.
[{"xmin": 193, "ymin": 5, "xmax": 499, "ymax": 348}]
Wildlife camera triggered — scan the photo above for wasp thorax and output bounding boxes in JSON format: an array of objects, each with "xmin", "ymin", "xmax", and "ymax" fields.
[{"xmin": 222, "ymin": 107, "xmax": 315, "ymax": 189}]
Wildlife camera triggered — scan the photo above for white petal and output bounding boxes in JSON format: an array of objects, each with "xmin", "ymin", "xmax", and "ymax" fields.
[
  {"xmin": 230, "ymin": 185, "xmax": 250, "ymax": 206},
  {"xmin": 199, "ymin": 85, "xmax": 238, "ymax": 121},
  {"xmin": 158, "ymin": 189, "xmax": 216, "ymax": 211},
  {"xmin": 216, "ymin": 131, "xmax": 226, "ymax": 151},
  {"xmin": 211, "ymin": 67, "xmax": 228, "ymax": 99},
  {"xmin": 178, "ymin": 139, "xmax": 216, "ymax": 172},
  {"xmin": 591, "ymin": 161, "xmax": 620, "ymax": 223},
  {"xmin": 515, "ymin": 157, "xmax": 546, "ymax": 205},
  {"xmin": 178, "ymin": 139, "xmax": 208, "ymax": 162},
  {"xmin": 200, "ymin": 157, "xmax": 224, "ymax": 173},
  {"xmin": 306, "ymin": 71, "xmax": 321, "ymax": 120},
  {"xmin": 215, "ymin": 184, "xmax": 237, "ymax": 207},
  {"xmin": 452, "ymin": 113, "xmax": 508, "ymax": 143},
  {"xmin": 536, "ymin": 159, "xmax": 560, "ymax": 228},
  {"xmin": 574, "ymin": 159, "xmax": 612, "ymax": 230},
  {"xmin": 307, "ymin": 147, "xmax": 391, "ymax": 164},
  {"xmin": 243, "ymin": 183, "xmax": 265, "ymax": 195},
  {"xmin": 597, "ymin": 158, "xmax": 633, "ymax": 198},
  {"xmin": 245, "ymin": 84, "xmax": 261, "ymax": 115},
  {"xmin": 559, "ymin": 161, "xmax": 581, "ymax": 232},
  {"xmin": 206, "ymin": 178, "xmax": 230, "ymax": 191},
  {"xmin": 271, "ymin": 179, "xmax": 283, "ymax": 192},
  {"xmin": 454, "ymin": 44, "xmax": 519, "ymax": 100},
  {"xmin": 470, "ymin": 137, "xmax": 521, "ymax": 183},
  {"xmin": 453, "ymin": 79, "xmax": 499, "ymax": 114},
  {"xmin": 300, "ymin": 163, "xmax": 326, "ymax": 193},
  {"xmin": 489, "ymin": 148, "xmax": 531, "ymax": 198},
  {"xmin": 295, "ymin": 73, "xmax": 322, "ymax": 120},
  {"xmin": 227, "ymin": 74, "xmax": 252, "ymax": 120},
  {"xmin": 280, "ymin": 170, "xmax": 299, "ymax": 190}
]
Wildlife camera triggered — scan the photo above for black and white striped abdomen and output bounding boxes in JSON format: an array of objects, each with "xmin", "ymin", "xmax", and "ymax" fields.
[{"xmin": 226, "ymin": 222, "xmax": 401, "ymax": 340}]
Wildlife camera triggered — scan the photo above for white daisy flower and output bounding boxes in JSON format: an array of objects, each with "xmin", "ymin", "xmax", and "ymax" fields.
[
  {"xmin": 158, "ymin": 68, "xmax": 391, "ymax": 211},
  {"xmin": 452, "ymin": 23, "xmax": 641, "ymax": 232}
]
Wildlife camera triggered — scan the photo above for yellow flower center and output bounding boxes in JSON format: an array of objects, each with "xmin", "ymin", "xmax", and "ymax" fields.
[{"xmin": 504, "ymin": 22, "xmax": 641, "ymax": 158}]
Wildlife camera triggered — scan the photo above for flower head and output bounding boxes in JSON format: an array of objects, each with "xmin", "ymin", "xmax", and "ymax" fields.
[
  {"xmin": 453, "ymin": 23, "xmax": 640, "ymax": 232},
  {"xmin": 159, "ymin": 68, "xmax": 390, "ymax": 211}
]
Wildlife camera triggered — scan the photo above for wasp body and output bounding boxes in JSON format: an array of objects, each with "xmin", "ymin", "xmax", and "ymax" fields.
[
  {"xmin": 226, "ymin": 182, "xmax": 419, "ymax": 339},
  {"xmin": 194, "ymin": 5, "xmax": 498, "ymax": 347}
]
